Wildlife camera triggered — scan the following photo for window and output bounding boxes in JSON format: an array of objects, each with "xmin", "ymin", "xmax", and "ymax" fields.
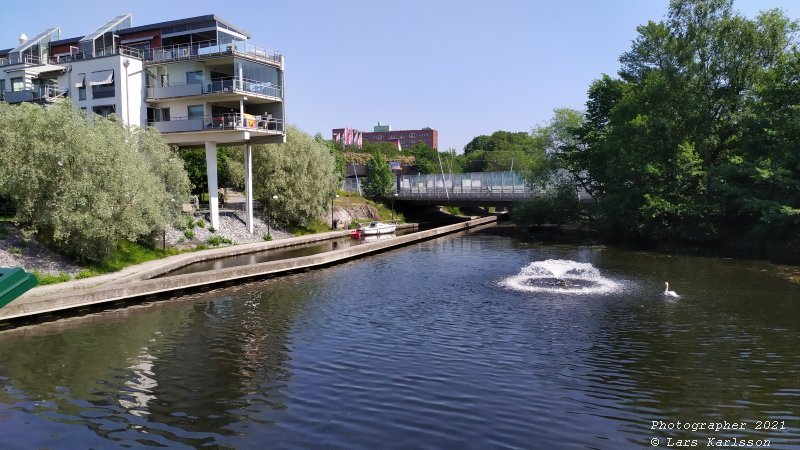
[
  {"xmin": 11, "ymin": 77, "xmax": 24, "ymax": 92},
  {"xmin": 187, "ymin": 105, "xmax": 204, "ymax": 120},
  {"xmin": 186, "ymin": 71, "xmax": 203, "ymax": 85},
  {"xmin": 0, "ymin": 80, "xmax": 4, "ymax": 100},
  {"xmin": 89, "ymin": 70, "xmax": 115, "ymax": 99},
  {"xmin": 74, "ymin": 73, "xmax": 86, "ymax": 100},
  {"xmin": 146, "ymin": 107, "xmax": 170, "ymax": 122},
  {"xmin": 78, "ymin": 87, "xmax": 86, "ymax": 101},
  {"xmin": 92, "ymin": 104, "xmax": 116, "ymax": 117}
]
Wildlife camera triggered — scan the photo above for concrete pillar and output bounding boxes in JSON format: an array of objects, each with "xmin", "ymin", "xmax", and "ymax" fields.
[
  {"xmin": 245, "ymin": 143, "xmax": 254, "ymax": 234},
  {"xmin": 205, "ymin": 141, "xmax": 220, "ymax": 230}
]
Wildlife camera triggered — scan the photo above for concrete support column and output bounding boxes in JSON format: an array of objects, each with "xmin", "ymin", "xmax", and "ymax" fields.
[
  {"xmin": 205, "ymin": 141, "xmax": 220, "ymax": 230},
  {"xmin": 245, "ymin": 143, "xmax": 254, "ymax": 234}
]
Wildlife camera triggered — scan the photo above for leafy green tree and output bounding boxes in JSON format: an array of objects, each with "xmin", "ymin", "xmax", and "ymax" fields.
[
  {"xmin": 251, "ymin": 126, "xmax": 339, "ymax": 228},
  {"xmin": 363, "ymin": 150, "xmax": 395, "ymax": 200},
  {"xmin": 0, "ymin": 101, "xmax": 189, "ymax": 262},
  {"xmin": 551, "ymin": 0, "xmax": 800, "ymax": 245},
  {"xmin": 407, "ymin": 142, "xmax": 440, "ymax": 174},
  {"xmin": 178, "ymin": 147, "xmax": 236, "ymax": 196}
]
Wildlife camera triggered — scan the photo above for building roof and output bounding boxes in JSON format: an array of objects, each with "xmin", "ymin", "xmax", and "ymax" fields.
[{"xmin": 49, "ymin": 14, "xmax": 250, "ymax": 48}]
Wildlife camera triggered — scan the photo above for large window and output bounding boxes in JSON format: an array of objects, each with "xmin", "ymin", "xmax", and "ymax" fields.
[
  {"xmin": 147, "ymin": 107, "xmax": 170, "ymax": 122},
  {"xmin": 92, "ymin": 105, "xmax": 116, "ymax": 117},
  {"xmin": 89, "ymin": 70, "xmax": 115, "ymax": 99},
  {"xmin": 186, "ymin": 71, "xmax": 203, "ymax": 85},
  {"xmin": 11, "ymin": 77, "xmax": 25, "ymax": 92},
  {"xmin": 0, "ymin": 80, "xmax": 5, "ymax": 100},
  {"xmin": 187, "ymin": 105, "xmax": 204, "ymax": 120}
]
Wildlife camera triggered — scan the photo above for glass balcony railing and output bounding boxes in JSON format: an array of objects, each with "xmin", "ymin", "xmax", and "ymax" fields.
[
  {"xmin": 144, "ymin": 39, "xmax": 281, "ymax": 65},
  {"xmin": 146, "ymin": 77, "xmax": 282, "ymax": 100},
  {"xmin": 150, "ymin": 113, "xmax": 284, "ymax": 134}
]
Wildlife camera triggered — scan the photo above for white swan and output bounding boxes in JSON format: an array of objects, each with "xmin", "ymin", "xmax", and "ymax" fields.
[{"xmin": 663, "ymin": 282, "xmax": 679, "ymax": 298}]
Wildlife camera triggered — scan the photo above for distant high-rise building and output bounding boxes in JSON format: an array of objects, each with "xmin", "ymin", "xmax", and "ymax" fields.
[{"xmin": 332, "ymin": 123, "xmax": 438, "ymax": 150}]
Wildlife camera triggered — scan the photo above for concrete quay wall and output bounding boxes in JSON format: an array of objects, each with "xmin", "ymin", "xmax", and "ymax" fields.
[{"xmin": 0, "ymin": 217, "xmax": 496, "ymax": 322}]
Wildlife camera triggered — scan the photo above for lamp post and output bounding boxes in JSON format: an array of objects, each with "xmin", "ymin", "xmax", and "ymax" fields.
[
  {"xmin": 122, "ymin": 58, "xmax": 130, "ymax": 127},
  {"xmin": 331, "ymin": 193, "xmax": 339, "ymax": 229},
  {"xmin": 392, "ymin": 193, "xmax": 398, "ymax": 221}
]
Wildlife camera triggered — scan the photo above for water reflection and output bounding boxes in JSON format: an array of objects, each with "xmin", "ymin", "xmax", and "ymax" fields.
[{"xmin": 0, "ymin": 229, "xmax": 798, "ymax": 448}]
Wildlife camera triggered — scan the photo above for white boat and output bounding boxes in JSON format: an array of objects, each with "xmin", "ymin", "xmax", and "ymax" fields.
[{"xmin": 355, "ymin": 221, "xmax": 397, "ymax": 236}]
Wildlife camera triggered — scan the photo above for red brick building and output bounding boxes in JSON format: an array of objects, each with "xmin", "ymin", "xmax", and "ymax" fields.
[{"xmin": 333, "ymin": 123, "xmax": 438, "ymax": 150}]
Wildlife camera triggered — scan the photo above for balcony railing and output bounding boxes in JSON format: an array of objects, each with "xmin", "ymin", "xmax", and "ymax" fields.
[
  {"xmin": 48, "ymin": 45, "xmax": 143, "ymax": 64},
  {"xmin": 150, "ymin": 113, "xmax": 284, "ymax": 133},
  {"xmin": 2, "ymin": 86, "xmax": 68, "ymax": 103},
  {"xmin": 146, "ymin": 77, "xmax": 282, "ymax": 100},
  {"xmin": 144, "ymin": 39, "xmax": 281, "ymax": 65},
  {"xmin": 0, "ymin": 46, "xmax": 143, "ymax": 68}
]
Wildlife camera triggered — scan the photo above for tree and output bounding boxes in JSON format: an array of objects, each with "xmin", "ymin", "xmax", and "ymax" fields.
[
  {"xmin": 0, "ymin": 101, "xmax": 189, "ymax": 262},
  {"xmin": 250, "ymin": 126, "xmax": 339, "ymax": 228},
  {"xmin": 551, "ymin": 0, "xmax": 800, "ymax": 244},
  {"xmin": 178, "ymin": 147, "xmax": 236, "ymax": 196},
  {"xmin": 363, "ymin": 150, "xmax": 395, "ymax": 200}
]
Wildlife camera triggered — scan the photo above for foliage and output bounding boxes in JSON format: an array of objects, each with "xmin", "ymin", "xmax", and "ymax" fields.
[
  {"xmin": 461, "ymin": 131, "xmax": 545, "ymax": 173},
  {"xmin": 263, "ymin": 234, "xmax": 272, "ymax": 241},
  {"xmin": 363, "ymin": 150, "xmax": 395, "ymax": 200},
  {"xmin": 206, "ymin": 235, "xmax": 234, "ymax": 246},
  {"xmin": 538, "ymin": 0, "xmax": 800, "ymax": 250},
  {"xmin": 184, "ymin": 229, "xmax": 195, "ymax": 240},
  {"xmin": 32, "ymin": 270, "xmax": 72, "ymax": 285},
  {"xmin": 251, "ymin": 126, "xmax": 340, "ymax": 228},
  {"xmin": 179, "ymin": 146, "xmax": 238, "ymax": 195},
  {"xmin": 0, "ymin": 101, "xmax": 189, "ymax": 262},
  {"xmin": 292, "ymin": 218, "xmax": 331, "ymax": 236},
  {"xmin": 511, "ymin": 184, "xmax": 585, "ymax": 227}
]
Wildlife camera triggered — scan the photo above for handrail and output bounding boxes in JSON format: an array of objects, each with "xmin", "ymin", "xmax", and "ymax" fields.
[
  {"xmin": 49, "ymin": 45, "xmax": 142, "ymax": 64},
  {"xmin": 144, "ymin": 39, "xmax": 281, "ymax": 65},
  {"xmin": 147, "ymin": 76, "xmax": 281, "ymax": 99},
  {"xmin": 150, "ymin": 113, "xmax": 284, "ymax": 132}
]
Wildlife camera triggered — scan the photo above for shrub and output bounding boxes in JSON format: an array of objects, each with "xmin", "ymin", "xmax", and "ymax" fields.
[
  {"xmin": 196, "ymin": 219, "xmax": 206, "ymax": 229},
  {"xmin": 184, "ymin": 230, "xmax": 195, "ymax": 240},
  {"xmin": 263, "ymin": 234, "xmax": 272, "ymax": 241},
  {"xmin": 209, "ymin": 226, "xmax": 216, "ymax": 233},
  {"xmin": 206, "ymin": 235, "xmax": 233, "ymax": 246},
  {"xmin": 0, "ymin": 101, "xmax": 190, "ymax": 262}
]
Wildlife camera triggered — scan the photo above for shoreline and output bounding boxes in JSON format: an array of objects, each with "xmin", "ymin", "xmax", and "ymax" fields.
[{"xmin": 0, "ymin": 217, "xmax": 496, "ymax": 325}]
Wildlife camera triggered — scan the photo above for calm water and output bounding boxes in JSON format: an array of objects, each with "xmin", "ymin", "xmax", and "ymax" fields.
[{"xmin": 1, "ymin": 227, "xmax": 799, "ymax": 449}]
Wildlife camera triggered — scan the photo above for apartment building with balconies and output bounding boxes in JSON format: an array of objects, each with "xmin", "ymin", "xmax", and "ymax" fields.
[{"xmin": 0, "ymin": 13, "xmax": 286, "ymax": 231}]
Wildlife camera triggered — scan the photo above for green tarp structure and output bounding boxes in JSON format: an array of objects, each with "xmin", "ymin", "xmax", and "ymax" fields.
[{"xmin": 0, "ymin": 268, "xmax": 38, "ymax": 309}]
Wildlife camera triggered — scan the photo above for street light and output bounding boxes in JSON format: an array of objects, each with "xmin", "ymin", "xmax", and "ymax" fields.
[
  {"xmin": 331, "ymin": 193, "xmax": 339, "ymax": 229},
  {"xmin": 268, "ymin": 194, "xmax": 278, "ymax": 237},
  {"xmin": 392, "ymin": 193, "xmax": 398, "ymax": 221}
]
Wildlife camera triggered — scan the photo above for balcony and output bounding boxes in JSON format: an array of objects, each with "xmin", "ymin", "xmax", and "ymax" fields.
[
  {"xmin": 0, "ymin": 46, "xmax": 143, "ymax": 68},
  {"xmin": 150, "ymin": 113, "xmax": 284, "ymax": 134},
  {"xmin": 2, "ymin": 86, "xmax": 68, "ymax": 103},
  {"xmin": 146, "ymin": 77, "xmax": 282, "ymax": 101},
  {"xmin": 144, "ymin": 40, "xmax": 281, "ymax": 66}
]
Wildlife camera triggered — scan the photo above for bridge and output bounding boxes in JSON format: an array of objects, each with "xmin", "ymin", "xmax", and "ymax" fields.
[{"xmin": 345, "ymin": 171, "xmax": 552, "ymax": 207}]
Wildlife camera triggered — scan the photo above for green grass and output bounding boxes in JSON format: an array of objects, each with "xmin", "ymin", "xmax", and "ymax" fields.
[
  {"xmin": 90, "ymin": 240, "xmax": 183, "ymax": 274},
  {"xmin": 206, "ymin": 235, "xmax": 234, "ymax": 246},
  {"xmin": 33, "ymin": 270, "xmax": 72, "ymax": 285},
  {"xmin": 443, "ymin": 206, "xmax": 463, "ymax": 216},
  {"xmin": 293, "ymin": 218, "xmax": 331, "ymax": 236}
]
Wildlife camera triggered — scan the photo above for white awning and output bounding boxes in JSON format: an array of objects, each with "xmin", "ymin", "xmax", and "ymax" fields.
[
  {"xmin": 88, "ymin": 69, "xmax": 114, "ymax": 86},
  {"xmin": 75, "ymin": 73, "xmax": 85, "ymax": 88}
]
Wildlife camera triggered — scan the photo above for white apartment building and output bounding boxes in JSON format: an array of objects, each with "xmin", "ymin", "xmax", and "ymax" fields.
[{"xmin": 0, "ymin": 13, "xmax": 286, "ymax": 231}]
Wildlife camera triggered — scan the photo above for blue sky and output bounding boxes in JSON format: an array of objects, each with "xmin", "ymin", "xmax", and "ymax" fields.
[{"xmin": 1, "ymin": 1, "xmax": 796, "ymax": 152}]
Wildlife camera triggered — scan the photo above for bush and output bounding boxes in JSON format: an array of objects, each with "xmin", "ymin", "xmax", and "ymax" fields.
[
  {"xmin": 0, "ymin": 101, "xmax": 189, "ymax": 262},
  {"xmin": 209, "ymin": 226, "xmax": 216, "ymax": 233},
  {"xmin": 196, "ymin": 219, "xmax": 206, "ymax": 229},
  {"xmin": 184, "ymin": 230, "xmax": 195, "ymax": 240},
  {"xmin": 206, "ymin": 235, "xmax": 233, "ymax": 246},
  {"xmin": 263, "ymin": 234, "xmax": 272, "ymax": 241}
]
